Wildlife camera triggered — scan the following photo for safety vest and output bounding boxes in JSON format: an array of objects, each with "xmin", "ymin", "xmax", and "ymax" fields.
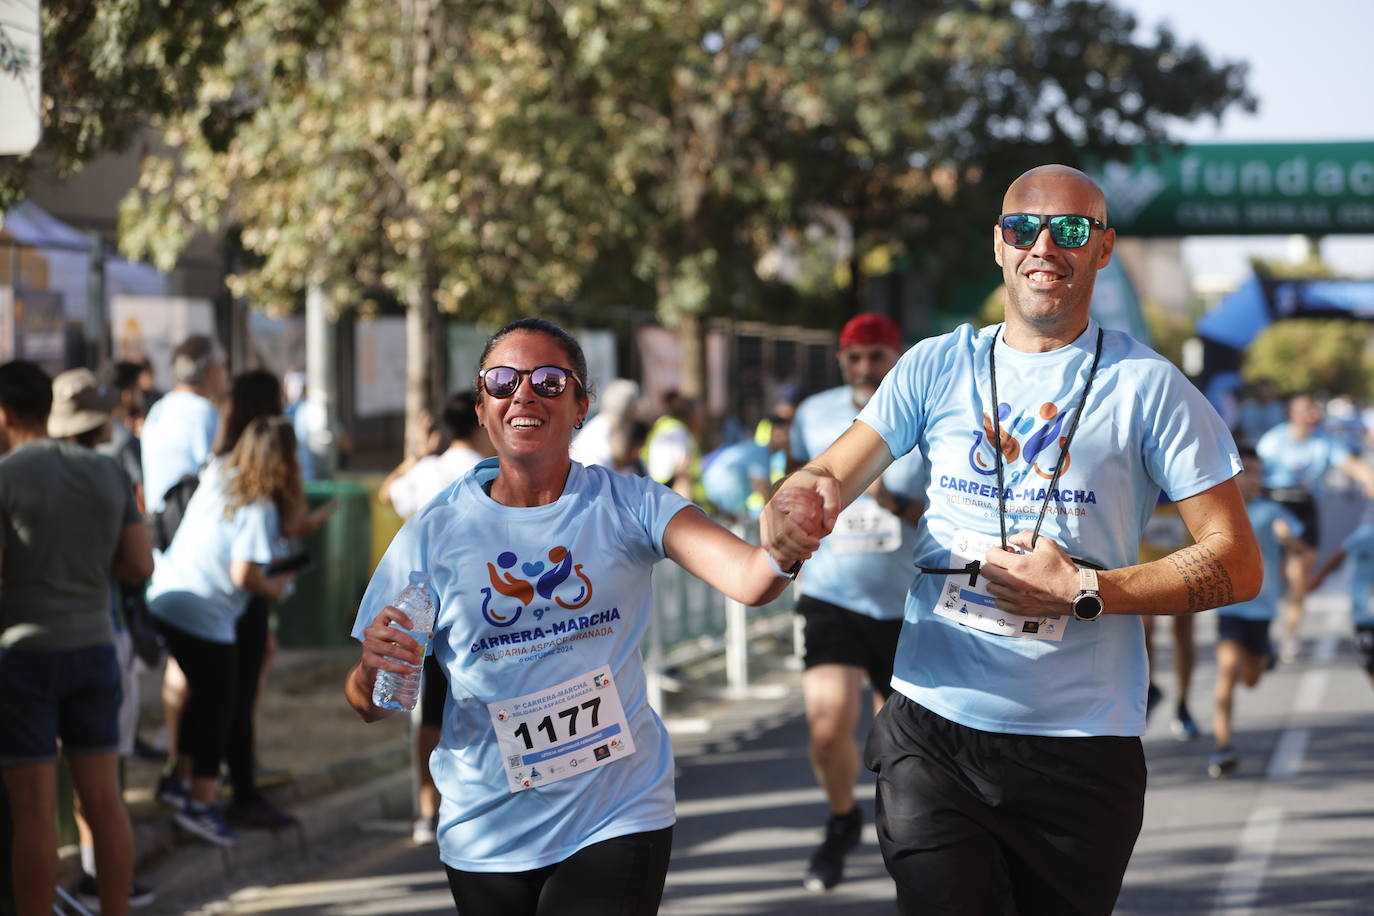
[{"xmin": 643, "ymin": 416, "xmax": 707, "ymax": 505}]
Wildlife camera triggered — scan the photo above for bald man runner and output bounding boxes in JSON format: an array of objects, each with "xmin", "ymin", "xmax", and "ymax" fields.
[{"xmin": 763, "ymin": 165, "xmax": 1260, "ymax": 915}]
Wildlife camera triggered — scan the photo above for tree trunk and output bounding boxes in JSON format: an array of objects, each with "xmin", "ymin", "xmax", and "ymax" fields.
[
  {"xmin": 676, "ymin": 311, "xmax": 706, "ymax": 401},
  {"xmin": 403, "ymin": 244, "xmax": 438, "ymax": 460}
]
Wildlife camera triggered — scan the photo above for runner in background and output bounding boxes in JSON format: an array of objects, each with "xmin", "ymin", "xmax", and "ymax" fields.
[
  {"xmin": 1209, "ymin": 449, "xmax": 1303, "ymax": 778},
  {"xmin": 1256, "ymin": 393, "xmax": 1374, "ymax": 661},
  {"xmin": 1139, "ymin": 497, "xmax": 1201, "ymax": 739},
  {"xmin": 788, "ymin": 312, "xmax": 925, "ymax": 893},
  {"xmin": 1308, "ymin": 508, "xmax": 1374, "ymax": 691}
]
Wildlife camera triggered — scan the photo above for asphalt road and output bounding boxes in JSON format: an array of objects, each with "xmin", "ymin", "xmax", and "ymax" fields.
[{"xmin": 159, "ymin": 585, "xmax": 1374, "ymax": 916}]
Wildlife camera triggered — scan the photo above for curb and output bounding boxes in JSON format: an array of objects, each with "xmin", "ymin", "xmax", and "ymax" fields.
[{"xmin": 137, "ymin": 763, "xmax": 412, "ymax": 907}]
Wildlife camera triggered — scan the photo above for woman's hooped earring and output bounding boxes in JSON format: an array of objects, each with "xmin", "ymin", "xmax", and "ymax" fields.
[{"xmin": 575, "ymin": 418, "xmax": 585, "ymax": 430}]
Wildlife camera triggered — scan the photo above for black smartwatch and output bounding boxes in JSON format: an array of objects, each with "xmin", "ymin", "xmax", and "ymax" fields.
[{"xmin": 1071, "ymin": 568, "xmax": 1105, "ymax": 621}]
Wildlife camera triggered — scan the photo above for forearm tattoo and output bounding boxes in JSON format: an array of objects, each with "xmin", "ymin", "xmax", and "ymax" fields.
[{"xmin": 1168, "ymin": 543, "xmax": 1235, "ymax": 612}]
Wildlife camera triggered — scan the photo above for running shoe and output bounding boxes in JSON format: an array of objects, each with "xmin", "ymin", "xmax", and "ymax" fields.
[
  {"xmin": 412, "ymin": 815, "xmax": 438, "ymax": 846},
  {"xmin": 1208, "ymin": 748, "xmax": 1239, "ymax": 779},
  {"xmin": 1171, "ymin": 703, "xmax": 1201, "ymax": 741},
  {"xmin": 175, "ymin": 801, "xmax": 240, "ymax": 847},
  {"xmin": 1145, "ymin": 683, "xmax": 1164, "ymax": 723},
  {"xmin": 802, "ymin": 807, "xmax": 862, "ymax": 892},
  {"xmin": 75, "ymin": 872, "xmax": 157, "ymax": 911},
  {"xmin": 155, "ymin": 773, "xmax": 189, "ymax": 810},
  {"xmin": 1280, "ymin": 635, "xmax": 1301, "ymax": 663}
]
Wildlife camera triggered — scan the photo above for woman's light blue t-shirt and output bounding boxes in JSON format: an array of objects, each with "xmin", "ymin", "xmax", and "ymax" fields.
[
  {"xmin": 857, "ymin": 321, "xmax": 1241, "ymax": 737},
  {"xmin": 147, "ymin": 472, "xmax": 279, "ymax": 643},
  {"xmin": 352, "ymin": 459, "xmax": 693, "ymax": 872}
]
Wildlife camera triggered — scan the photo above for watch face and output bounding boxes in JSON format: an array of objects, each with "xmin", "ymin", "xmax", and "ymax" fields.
[{"xmin": 1073, "ymin": 593, "xmax": 1104, "ymax": 621}]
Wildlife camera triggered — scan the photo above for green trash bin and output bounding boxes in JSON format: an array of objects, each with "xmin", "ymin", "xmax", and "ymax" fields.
[{"xmin": 275, "ymin": 479, "xmax": 374, "ymax": 647}]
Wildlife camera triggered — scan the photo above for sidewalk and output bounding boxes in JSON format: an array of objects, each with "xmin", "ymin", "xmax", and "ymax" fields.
[{"xmin": 74, "ymin": 646, "xmax": 411, "ymax": 904}]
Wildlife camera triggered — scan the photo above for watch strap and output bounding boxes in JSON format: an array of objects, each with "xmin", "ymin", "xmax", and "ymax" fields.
[{"xmin": 1079, "ymin": 567, "xmax": 1099, "ymax": 593}]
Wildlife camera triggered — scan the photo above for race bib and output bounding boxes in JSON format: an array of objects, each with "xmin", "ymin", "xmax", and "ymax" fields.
[
  {"xmin": 831, "ymin": 497, "xmax": 902, "ymax": 555},
  {"xmin": 488, "ymin": 666, "xmax": 635, "ymax": 793},
  {"xmin": 931, "ymin": 529, "xmax": 1069, "ymax": 641}
]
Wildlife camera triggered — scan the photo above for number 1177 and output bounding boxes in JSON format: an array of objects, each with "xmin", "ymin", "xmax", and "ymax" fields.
[{"xmin": 513, "ymin": 697, "xmax": 602, "ymax": 750}]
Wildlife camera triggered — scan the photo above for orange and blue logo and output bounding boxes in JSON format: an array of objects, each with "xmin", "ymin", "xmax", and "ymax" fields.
[
  {"xmin": 968, "ymin": 399, "xmax": 1075, "ymax": 487},
  {"xmin": 481, "ymin": 546, "xmax": 594, "ymax": 628}
]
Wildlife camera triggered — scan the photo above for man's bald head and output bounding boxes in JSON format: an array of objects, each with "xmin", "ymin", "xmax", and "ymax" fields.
[{"xmin": 1002, "ymin": 165, "xmax": 1109, "ymax": 224}]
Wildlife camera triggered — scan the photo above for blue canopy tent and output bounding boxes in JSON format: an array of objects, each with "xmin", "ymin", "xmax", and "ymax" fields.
[{"xmin": 1194, "ymin": 276, "xmax": 1374, "ymax": 412}]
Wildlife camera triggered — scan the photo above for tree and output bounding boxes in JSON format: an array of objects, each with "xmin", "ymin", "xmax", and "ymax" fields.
[
  {"xmin": 0, "ymin": 1, "xmax": 306, "ymax": 207},
  {"xmin": 121, "ymin": 1, "xmax": 622, "ymax": 454},
  {"xmin": 120, "ymin": 0, "xmax": 1253, "ymax": 430},
  {"xmin": 540, "ymin": 0, "xmax": 1254, "ymax": 389},
  {"xmin": 1241, "ymin": 255, "xmax": 1370, "ymax": 399}
]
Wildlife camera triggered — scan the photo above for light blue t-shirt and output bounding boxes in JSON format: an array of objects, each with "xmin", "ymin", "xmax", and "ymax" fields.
[
  {"xmin": 147, "ymin": 472, "xmax": 279, "ymax": 643},
  {"xmin": 141, "ymin": 390, "xmax": 219, "ymax": 512},
  {"xmin": 1221, "ymin": 499, "xmax": 1301, "ymax": 621},
  {"xmin": 1255, "ymin": 423, "xmax": 1350, "ymax": 494},
  {"xmin": 1341, "ymin": 523, "xmax": 1374, "ymax": 627},
  {"xmin": 351, "ymin": 459, "xmax": 693, "ymax": 872},
  {"xmin": 1236, "ymin": 400, "xmax": 1285, "ymax": 447},
  {"xmin": 285, "ymin": 399, "xmax": 316, "ymax": 481},
  {"xmin": 857, "ymin": 321, "xmax": 1241, "ymax": 737},
  {"xmin": 791, "ymin": 385, "xmax": 925, "ymax": 621},
  {"xmin": 701, "ymin": 440, "xmax": 771, "ymax": 517}
]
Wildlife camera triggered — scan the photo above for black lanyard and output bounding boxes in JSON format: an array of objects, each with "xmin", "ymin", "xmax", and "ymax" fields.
[{"xmin": 921, "ymin": 325, "xmax": 1105, "ymax": 584}]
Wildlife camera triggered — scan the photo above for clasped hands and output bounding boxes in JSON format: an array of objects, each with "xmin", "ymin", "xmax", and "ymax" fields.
[
  {"xmin": 759, "ymin": 470, "xmax": 837, "ymax": 574},
  {"xmin": 762, "ymin": 471, "xmax": 1082, "ymax": 614}
]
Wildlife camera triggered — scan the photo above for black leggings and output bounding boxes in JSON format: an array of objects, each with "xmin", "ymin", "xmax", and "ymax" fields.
[
  {"xmin": 227, "ymin": 595, "xmax": 270, "ymax": 801},
  {"xmin": 157, "ymin": 621, "xmax": 237, "ymax": 781},
  {"xmin": 444, "ymin": 826, "xmax": 673, "ymax": 916}
]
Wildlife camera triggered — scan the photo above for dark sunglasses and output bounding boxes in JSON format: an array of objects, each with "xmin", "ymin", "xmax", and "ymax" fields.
[
  {"xmin": 998, "ymin": 213, "xmax": 1106, "ymax": 249},
  {"xmin": 478, "ymin": 365, "xmax": 579, "ymax": 399}
]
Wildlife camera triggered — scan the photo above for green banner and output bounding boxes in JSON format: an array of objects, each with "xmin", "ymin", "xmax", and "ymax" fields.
[{"xmin": 1092, "ymin": 142, "xmax": 1374, "ymax": 236}]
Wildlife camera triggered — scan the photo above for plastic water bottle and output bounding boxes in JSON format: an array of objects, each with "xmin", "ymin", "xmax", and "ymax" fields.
[{"xmin": 371, "ymin": 571, "xmax": 436, "ymax": 711}]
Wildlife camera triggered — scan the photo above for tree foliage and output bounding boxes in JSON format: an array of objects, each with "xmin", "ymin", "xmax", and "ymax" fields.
[
  {"xmin": 117, "ymin": 0, "xmax": 1254, "ymax": 411},
  {"xmin": 1244, "ymin": 320, "xmax": 1374, "ymax": 400},
  {"xmin": 0, "ymin": 0, "xmax": 307, "ymax": 207},
  {"xmin": 1241, "ymin": 254, "xmax": 1369, "ymax": 399}
]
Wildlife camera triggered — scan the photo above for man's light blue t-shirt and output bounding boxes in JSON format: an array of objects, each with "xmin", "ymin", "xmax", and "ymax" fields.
[
  {"xmin": 352, "ymin": 459, "xmax": 692, "ymax": 873},
  {"xmin": 141, "ymin": 390, "xmax": 219, "ymax": 512},
  {"xmin": 147, "ymin": 473, "xmax": 278, "ymax": 643},
  {"xmin": 1256, "ymin": 423, "xmax": 1349, "ymax": 494},
  {"xmin": 857, "ymin": 321, "xmax": 1241, "ymax": 737},
  {"xmin": 1341, "ymin": 523, "xmax": 1374, "ymax": 627},
  {"xmin": 1221, "ymin": 499, "xmax": 1301, "ymax": 622},
  {"xmin": 285, "ymin": 398, "xmax": 316, "ymax": 481},
  {"xmin": 790, "ymin": 385, "xmax": 925, "ymax": 621}
]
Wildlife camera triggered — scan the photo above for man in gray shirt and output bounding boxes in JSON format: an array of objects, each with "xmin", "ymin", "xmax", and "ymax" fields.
[{"xmin": 0, "ymin": 360, "xmax": 153, "ymax": 915}]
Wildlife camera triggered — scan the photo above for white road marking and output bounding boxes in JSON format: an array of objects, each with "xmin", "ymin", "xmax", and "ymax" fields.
[{"xmin": 1207, "ymin": 604, "xmax": 1344, "ymax": 915}]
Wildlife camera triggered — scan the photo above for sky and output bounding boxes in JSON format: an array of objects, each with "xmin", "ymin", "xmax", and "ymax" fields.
[{"xmin": 1122, "ymin": 0, "xmax": 1373, "ymax": 287}]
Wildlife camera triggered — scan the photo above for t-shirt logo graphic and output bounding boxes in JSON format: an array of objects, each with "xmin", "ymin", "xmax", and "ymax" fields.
[
  {"xmin": 969, "ymin": 400, "xmax": 1075, "ymax": 485},
  {"xmin": 480, "ymin": 545, "xmax": 595, "ymax": 627}
]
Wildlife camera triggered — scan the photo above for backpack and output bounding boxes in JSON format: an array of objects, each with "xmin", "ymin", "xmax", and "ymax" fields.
[{"xmin": 152, "ymin": 473, "xmax": 201, "ymax": 551}]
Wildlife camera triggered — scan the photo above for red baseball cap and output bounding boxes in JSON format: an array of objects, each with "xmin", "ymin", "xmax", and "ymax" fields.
[{"xmin": 839, "ymin": 313, "xmax": 902, "ymax": 351}]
